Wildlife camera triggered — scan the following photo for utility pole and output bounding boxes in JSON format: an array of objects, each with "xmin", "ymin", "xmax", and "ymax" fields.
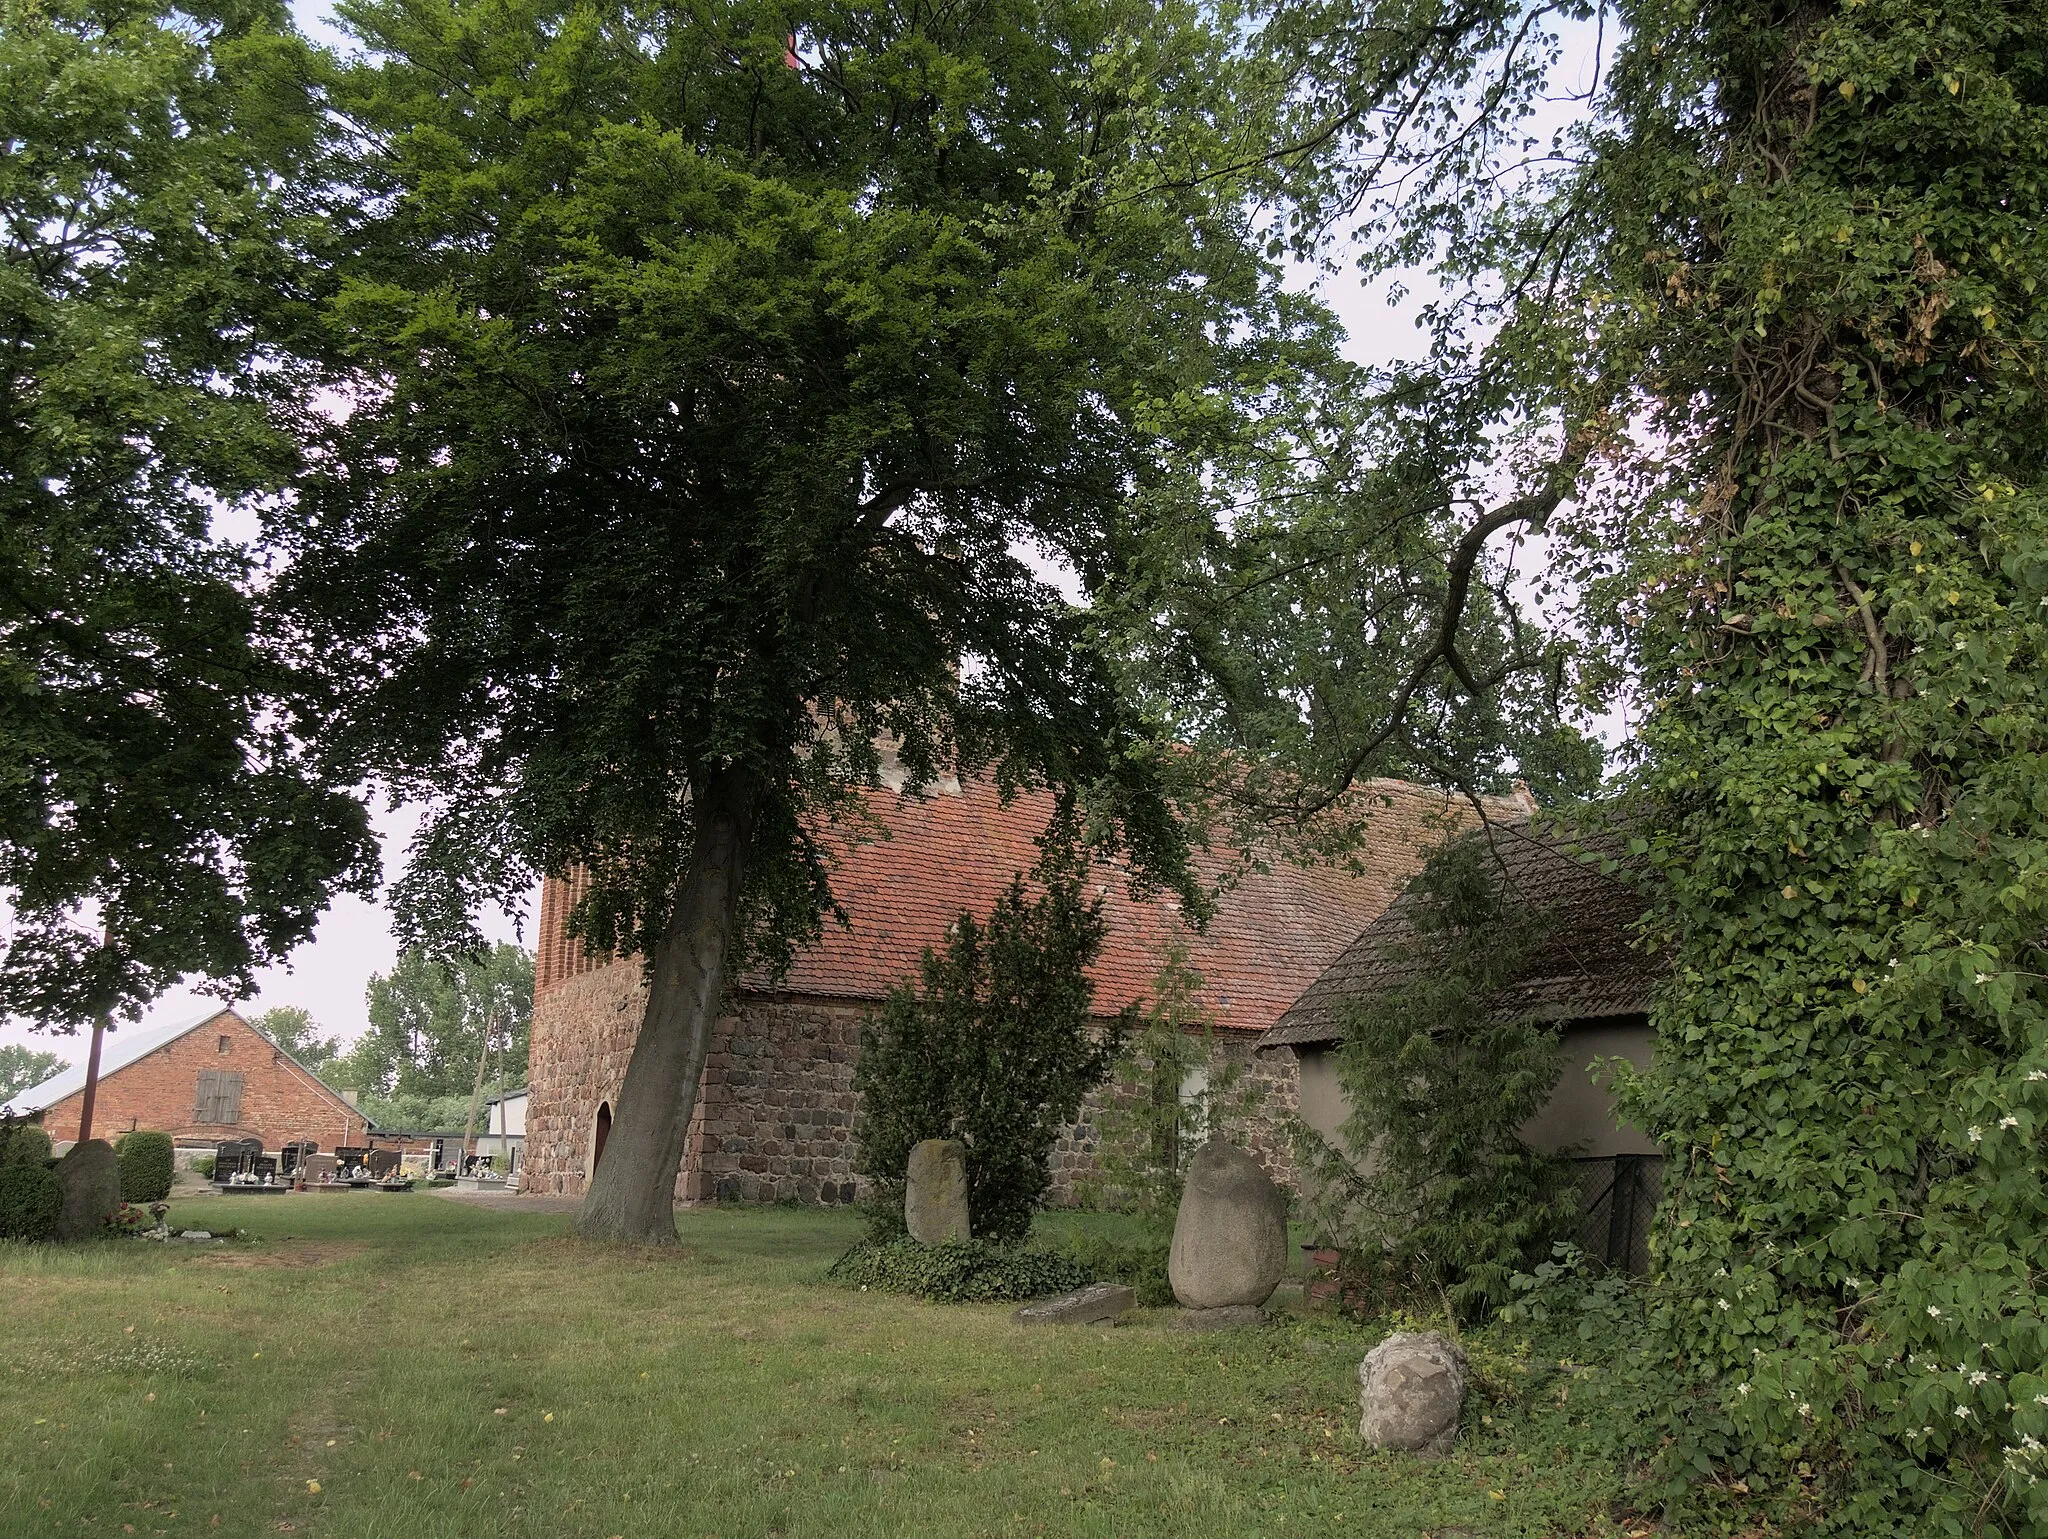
[{"xmin": 75, "ymin": 926, "xmax": 112, "ymax": 1144}]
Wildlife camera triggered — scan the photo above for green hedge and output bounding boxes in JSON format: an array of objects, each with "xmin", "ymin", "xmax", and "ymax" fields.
[
  {"xmin": 115, "ymin": 1131, "xmax": 174, "ymax": 1203},
  {"xmin": 0, "ymin": 1160, "xmax": 61, "ymax": 1242},
  {"xmin": 826, "ymin": 1239, "xmax": 1093, "ymax": 1303},
  {"xmin": 0, "ymin": 1121, "xmax": 52, "ymax": 1167}
]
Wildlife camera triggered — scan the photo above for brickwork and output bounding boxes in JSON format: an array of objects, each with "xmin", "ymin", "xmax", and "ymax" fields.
[
  {"xmin": 34, "ymin": 1009, "xmax": 373, "ymax": 1152},
  {"xmin": 524, "ymin": 956, "xmax": 1304, "ymax": 1205}
]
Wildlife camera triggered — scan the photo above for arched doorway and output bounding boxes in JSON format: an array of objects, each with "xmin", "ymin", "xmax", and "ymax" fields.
[{"xmin": 592, "ymin": 1101, "xmax": 613, "ymax": 1175}]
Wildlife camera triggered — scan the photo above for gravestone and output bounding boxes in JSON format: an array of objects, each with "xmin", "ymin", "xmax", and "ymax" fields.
[
  {"xmin": 54, "ymin": 1139, "xmax": 122, "ymax": 1241},
  {"xmin": 904, "ymin": 1138, "xmax": 971, "ymax": 1244},
  {"xmin": 1357, "ymin": 1330, "xmax": 1468, "ymax": 1456},
  {"xmin": 1012, "ymin": 1283, "xmax": 1135, "ymax": 1326},
  {"xmin": 1168, "ymin": 1138, "xmax": 1287, "ymax": 1311}
]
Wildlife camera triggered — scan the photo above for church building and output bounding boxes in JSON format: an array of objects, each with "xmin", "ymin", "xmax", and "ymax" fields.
[{"xmin": 523, "ymin": 775, "xmax": 1535, "ymax": 1205}]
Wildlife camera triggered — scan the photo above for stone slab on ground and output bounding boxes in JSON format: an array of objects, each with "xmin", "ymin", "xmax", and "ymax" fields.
[
  {"xmin": 1358, "ymin": 1330, "xmax": 1468, "ymax": 1457},
  {"xmin": 1012, "ymin": 1283, "xmax": 1136, "ymax": 1326},
  {"xmin": 1174, "ymin": 1305, "xmax": 1268, "ymax": 1331},
  {"xmin": 904, "ymin": 1138, "xmax": 971, "ymax": 1244},
  {"xmin": 54, "ymin": 1139, "xmax": 121, "ymax": 1242}
]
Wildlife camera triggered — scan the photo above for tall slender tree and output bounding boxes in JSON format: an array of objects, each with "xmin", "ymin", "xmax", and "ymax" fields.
[
  {"xmin": 0, "ymin": 0, "xmax": 377, "ymax": 1033},
  {"xmin": 277, "ymin": 0, "xmax": 1334, "ymax": 1241}
]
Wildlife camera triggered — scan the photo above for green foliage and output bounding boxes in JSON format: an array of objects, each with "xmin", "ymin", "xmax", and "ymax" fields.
[
  {"xmin": 1241, "ymin": 0, "xmax": 2048, "ymax": 1527},
  {"xmin": 191, "ymin": 1155, "xmax": 215, "ymax": 1181},
  {"xmin": 1083, "ymin": 941, "xmax": 1266, "ymax": 1223},
  {"xmin": 1296, "ymin": 838, "xmax": 1578, "ymax": 1320},
  {"xmin": 0, "ymin": 1046, "xmax": 67, "ymax": 1106},
  {"xmin": 0, "ymin": 0, "xmax": 377, "ymax": 1029},
  {"xmin": 0, "ymin": 1159, "xmax": 61, "ymax": 1242},
  {"xmin": 0, "ymin": 1119, "xmax": 53, "ymax": 1167},
  {"xmin": 1050, "ymin": 1228, "xmax": 1175, "ymax": 1307},
  {"xmin": 826, "ymin": 1239, "xmax": 1095, "ymax": 1304},
  {"xmin": 352, "ymin": 1092, "xmax": 482, "ymax": 1134},
  {"xmin": 251, "ymin": 1008, "xmax": 342, "ymax": 1074},
  {"xmin": 854, "ymin": 832, "xmax": 1131, "ymax": 1246},
  {"xmin": 114, "ymin": 1131, "xmax": 173, "ymax": 1204},
  {"xmin": 268, "ymin": 0, "xmax": 1317, "ymax": 991},
  {"xmin": 328, "ymin": 946, "xmax": 532, "ymax": 1101}
]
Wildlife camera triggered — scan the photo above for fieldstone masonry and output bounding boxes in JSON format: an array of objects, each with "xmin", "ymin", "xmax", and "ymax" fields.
[{"xmin": 522, "ymin": 956, "xmax": 1307, "ymax": 1208}]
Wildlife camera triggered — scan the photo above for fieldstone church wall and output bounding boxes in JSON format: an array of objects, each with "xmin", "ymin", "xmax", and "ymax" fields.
[{"xmin": 522, "ymin": 958, "xmax": 1304, "ymax": 1206}]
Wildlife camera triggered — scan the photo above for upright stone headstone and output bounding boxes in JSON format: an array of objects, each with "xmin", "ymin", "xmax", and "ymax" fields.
[
  {"xmin": 55, "ymin": 1139, "xmax": 122, "ymax": 1241},
  {"xmin": 1168, "ymin": 1137, "xmax": 1288, "ymax": 1311},
  {"xmin": 1357, "ymin": 1330, "xmax": 1468, "ymax": 1456},
  {"xmin": 904, "ymin": 1137, "xmax": 971, "ymax": 1243}
]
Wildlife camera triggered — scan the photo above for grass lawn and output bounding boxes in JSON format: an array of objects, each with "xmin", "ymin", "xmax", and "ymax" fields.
[{"xmin": 1, "ymin": 1195, "xmax": 1642, "ymax": 1538}]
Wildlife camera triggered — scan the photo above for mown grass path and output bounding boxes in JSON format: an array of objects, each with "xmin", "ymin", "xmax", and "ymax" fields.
[{"xmin": 1, "ymin": 1196, "xmax": 1634, "ymax": 1537}]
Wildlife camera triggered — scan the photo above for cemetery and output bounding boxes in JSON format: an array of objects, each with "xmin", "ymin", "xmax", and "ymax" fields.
[{"xmin": 4, "ymin": 0, "xmax": 2040, "ymax": 1532}]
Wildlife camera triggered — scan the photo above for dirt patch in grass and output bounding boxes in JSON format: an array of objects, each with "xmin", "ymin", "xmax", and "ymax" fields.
[{"xmin": 189, "ymin": 1240, "xmax": 368, "ymax": 1269}]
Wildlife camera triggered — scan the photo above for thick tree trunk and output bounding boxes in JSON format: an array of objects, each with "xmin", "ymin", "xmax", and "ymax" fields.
[{"xmin": 574, "ymin": 765, "xmax": 758, "ymax": 1244}]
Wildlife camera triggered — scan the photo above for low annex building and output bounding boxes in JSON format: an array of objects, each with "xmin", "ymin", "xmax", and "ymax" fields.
[
  {"xmin": 525, "ymin": 775, "xmax": 1534, "ymax": 1206},
  {"xmin": 8, "ymin": 1006, "xmax": 376, "ymax": 1154},
  {"xmin": 1257, "ymin": 814, "xmax": 1666, "ymax": 1268}
]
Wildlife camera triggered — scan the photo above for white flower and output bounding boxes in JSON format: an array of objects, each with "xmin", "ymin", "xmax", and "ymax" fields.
[
  {"xmin": 1928, "ymin": 1305, "xmax": 1944, "ymax": 1318},
  {"xmin": 2034, "ymin": 1395, "xmax": 2048, "ymax": 1407},
  {"xmin": 1976, "ymin": 973, "xmax": 1992, "ymax": 985},
  {"xmin": 1798, "ymin": 1403, "xmax": 1812, "ymax": 1417},
  {"xmin": 1970, "ymin": 1371, "xmax": 1990, "ymax": 1386},
  {"xmin": 1968, "ymin": 1126, "xmax": 1984, "ymax": 1143},
  {"xmin": 1737, "ymin": 1382, "xmax": 1752, "ymax": 1397},
  {"xmin": 2029, "ymin": 1071, "xmax": 2048, "ymax": 1083},
  {"xmin": 1718, "ymin": 1298, "xmax": 1732, "ymax": 1312},
  {"xmin": 1845, "ymin": 1277, "xmax": 1862, "ymax": 1291},
  {"xmin": 2002, "ymin": 1116, "xmax": 2020, "ymax": 1130},
  {"xmin": 1956, "ymin": 640, "xmax": 1968, "ymax": 650},
  {"xmin": 1957, "ymin": 1406, "xmax": 1974, "ymax": 1420}
]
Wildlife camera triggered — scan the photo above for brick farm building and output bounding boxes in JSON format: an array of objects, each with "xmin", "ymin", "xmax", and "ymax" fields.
[
  {"xmin": 9, "ymin": 1005, "xmax": 376, "ymax": 1154},
  {"xmin": 525, "ymin": 775, "xmax": 1534, "ymax": 1206}
]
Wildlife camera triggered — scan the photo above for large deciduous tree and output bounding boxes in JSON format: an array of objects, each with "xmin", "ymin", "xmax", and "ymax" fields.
[
  {"xmin": 279, "ymin": 0, "xmax": 1326, "ymax": 1241},
  {"xmin": 1224, "ymin": 0, "xmax": 2048, "ymax": 1526},
  {"xmin": 0, "ymin": 0, "xmax": 377, "ymax": 1032}
]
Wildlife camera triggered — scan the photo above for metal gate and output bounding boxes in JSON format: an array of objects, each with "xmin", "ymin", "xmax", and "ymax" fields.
[{"xmin": 1572, "ymin": 1154, "xmax": 1663, "ymax": 1275}]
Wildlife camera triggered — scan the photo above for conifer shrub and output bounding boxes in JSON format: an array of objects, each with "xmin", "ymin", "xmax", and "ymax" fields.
[
  {"xmin": 0, "ymin": 1160, "xmax": 61, "ymax": 1242},
  {"xmin": 854, "ymin": 820, "xmax": 1132, "ymax": 1245},
  {"xmin": 0, "ymin": 1119, "xmax": 52, "ymax": 1167},
  {"xmin": 1295, "ymin": 837, "xmax": 1580, "ymax": 1321},
  {"xmin": 115, "ymin": 1131, "xmax": 174, "ymax": 1203}
]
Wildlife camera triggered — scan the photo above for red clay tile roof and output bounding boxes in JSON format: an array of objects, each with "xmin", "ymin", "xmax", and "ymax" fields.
[{"xmin": 537, "ymin": 777, "xmax": 1532, "ymax": 1035}]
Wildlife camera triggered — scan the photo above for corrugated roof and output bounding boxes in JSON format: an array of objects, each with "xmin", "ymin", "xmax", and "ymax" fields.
[
  {"xmin": 1258, "ymin": 816, "xmax": 1663, "ymax": 1051},
  {"xmin": 540, "ymin": 776, "xmax": 1534, "ymax": 1036},
  {"xmin": 3, "ymin": 1006, "xmax": 234, "ymax": 1115}
]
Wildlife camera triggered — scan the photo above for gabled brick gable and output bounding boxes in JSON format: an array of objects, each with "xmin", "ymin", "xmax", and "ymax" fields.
[{"xmin": 33, "ymin": 1008, "xmax": 374, "ymax": 1150}]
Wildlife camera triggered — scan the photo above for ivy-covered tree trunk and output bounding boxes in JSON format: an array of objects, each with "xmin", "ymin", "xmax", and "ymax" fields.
[
  {"xmin": 575, "ymin": 768, "xmax": 758, "ymax": 1245},
  {"xmin": 1610, "ymin": 2, "xmax": 2048, "ymax": 1527}
]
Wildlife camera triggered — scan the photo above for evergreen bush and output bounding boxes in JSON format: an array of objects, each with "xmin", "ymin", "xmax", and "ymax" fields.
[
  {"xmin": 1295, "ymin": 837, "xmax": 1580, "ymax": 1320},
  {"xmin": 854, "ymin": 818, "xmax": 1132, "ymax": 1245},
  {"xmin": 0, "ymin": 1119, "xmax": 52, "ymax": 1167},
  {"xmin": 115, "ymin": 1131, "xmax": 174, "ymax": 1203},
  {"xmin": 0, "ymin": 1160, "xmax": 61, "ymax": 1242}
]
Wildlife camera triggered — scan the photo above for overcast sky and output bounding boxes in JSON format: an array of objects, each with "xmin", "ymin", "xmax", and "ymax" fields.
[{"xmin": 0, "ymin": 7, "xmax": 1610, "ymax": 1071}]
